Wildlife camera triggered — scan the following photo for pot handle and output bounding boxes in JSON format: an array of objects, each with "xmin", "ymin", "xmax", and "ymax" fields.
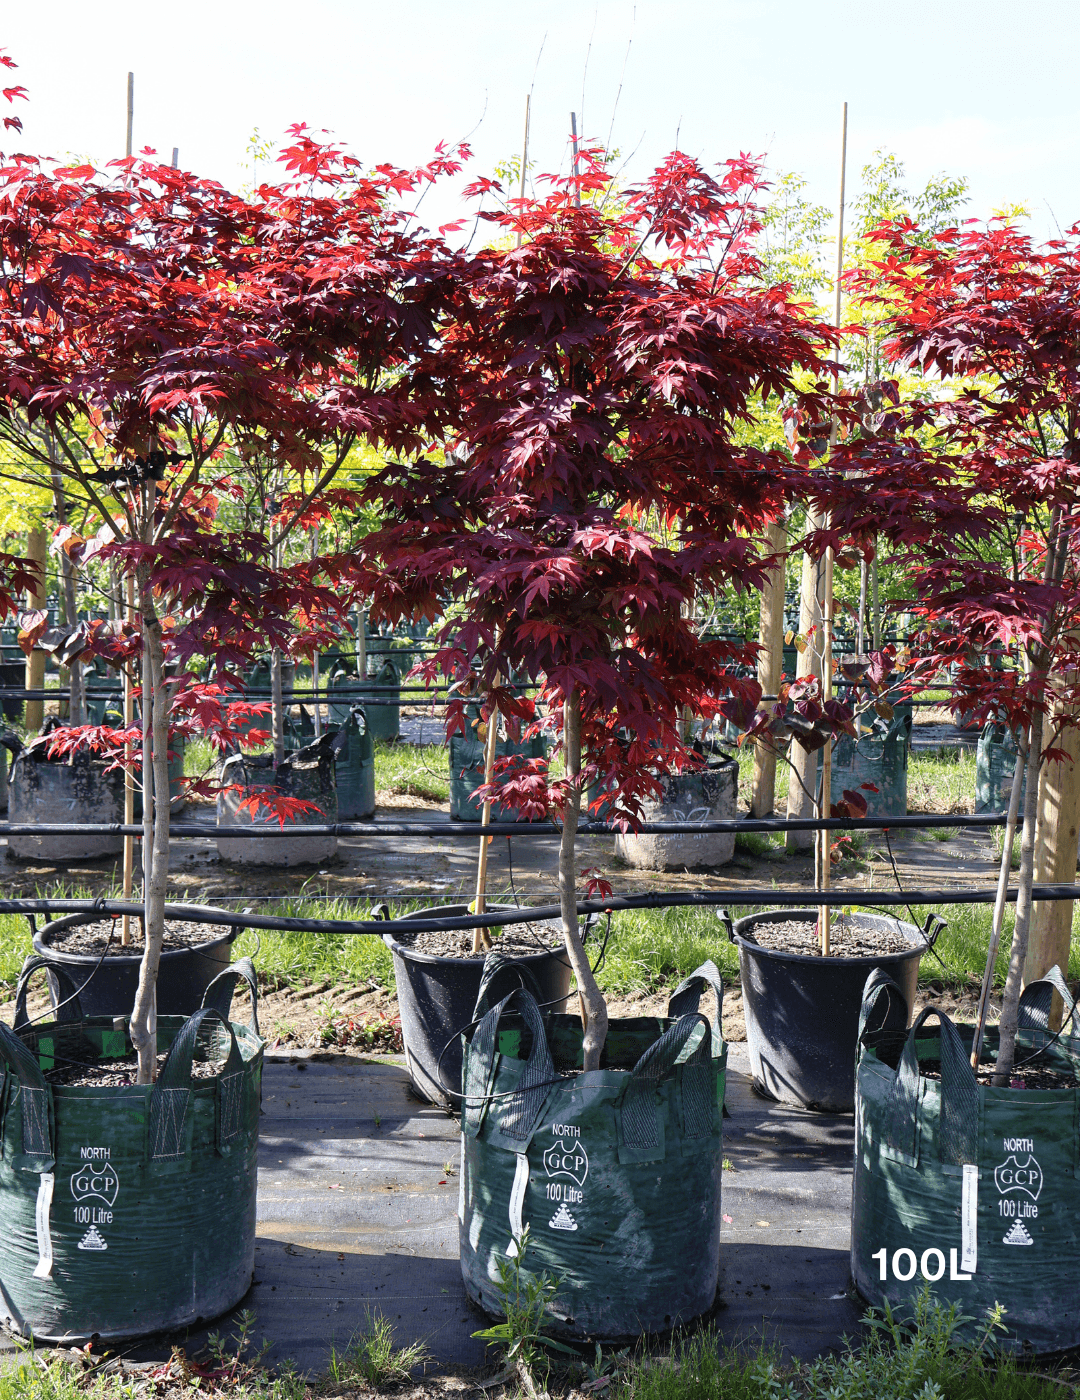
[
  {"xmin": 150, "ymin": 1007, "xmax": 244, "ymax": 1161},
  {"xmin": 666, "ymin": 959, "xmax": 724, "ymax": 1039},
  {"xmin": 200, "ymin": 956, "xmax": 260, "ymax": 1038},
  {"xmin": 716, "ymin": 907, "xmax": 737, "ymax": 943},
  {"xmin": 12, "ymin": 954, "xmax": 85, "ymax": 1032},
  {"xmin": 620, "ymin": 1011, "xmax": 713, "ymax": 1157},
  {"xmin": 884, "ymin": 1006, "xmax": 979, "ymax": 1169},
  {"xmin": 462, "ymin": 986, "xmax": 553, "ymax": 1146},
  {"xmin": 0, "ymin": 1020, "xmax": 53, "ymax": 1171},
  {"xmin": 1017, "ymin": 963, "xmax": 1079, "ymax": 1046}
]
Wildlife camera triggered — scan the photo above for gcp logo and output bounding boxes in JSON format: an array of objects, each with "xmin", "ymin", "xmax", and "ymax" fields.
[
  {"xmin": 70, "ymin": 1162, "xmax": 119, "ymax": 1208},
  {"xmin": 994, "ymin": 1154, "xmax": 1042, "ymax": 1201},
  {"xmin": 543, "ymin": 1138, "xmax": 589, "ymax": 1187}
]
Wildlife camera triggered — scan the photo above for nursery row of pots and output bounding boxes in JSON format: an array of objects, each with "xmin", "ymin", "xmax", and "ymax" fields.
[{"xmin": 12, "ymin": 899, "xmax": 1077, "ymax": 1353}]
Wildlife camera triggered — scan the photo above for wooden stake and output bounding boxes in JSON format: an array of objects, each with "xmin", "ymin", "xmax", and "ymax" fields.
[
  {"xmin": 751, "ymin": 519, "xmax": 787, "ymax": 817},
  {"xmin": 972, "ymin": 745, "xmax": 1025, "ymax": 1069},
  {"xmin": 125, "ymin": 73, "xmax": 134, "ymax": 158},
  {"xmin": 820, "ymin": 100, "xmax": 848, "ymax": 957},
  {"xmin": 472, "ymin": 682, "xmax": 500, "ymax": 953},
  {"xmin": 23, "ymin": 528, "xmax": 47, "ymax": 733}
]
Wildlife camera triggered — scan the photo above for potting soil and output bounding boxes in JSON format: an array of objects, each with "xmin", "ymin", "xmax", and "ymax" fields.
[
  {"xmin": 43, "ymin": 919, "xmax": 231, "ymax": 956},
  {"xmin": 391, "ymin": 920, "xmax": 561, "ymax": 959},
  {"xmin": 44, "ymin": 1048, "xmax": 224, "ymax": 1086},
  {"xmin": 746, "ymin": 917, "xmax": 913, "ymax": 957}
]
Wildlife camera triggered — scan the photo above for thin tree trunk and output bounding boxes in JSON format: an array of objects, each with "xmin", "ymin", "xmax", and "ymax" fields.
[
  {"xmin": 50, "ymin": 470, "xmax": 85, "ymax": 728},
  {"xmin": 993, "ymin": 703, "xmax": 1044, "ymax": 1084},
  {"xmin": 560, "ymin": 692, "xmax": 607, "ymax": 1070},
  {"xmin": 23, "ymin": 527, "xmax": 47, "ymax": 733},
  {"xmin": 786, "ymin": 525, "xmax": 824, "ymax": 851},
  {"xmin": 130, "ymin": 583, "xmax": 171, "ymax": 1084}
]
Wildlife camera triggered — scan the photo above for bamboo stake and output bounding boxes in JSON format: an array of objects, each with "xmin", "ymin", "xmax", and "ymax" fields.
[
  {"xmin": 515, "ymin": 95, "xmax": 531, "ymax": 250},
  {"xmin": 125, "ymin": 73, "xmax": 133, "ymax": 158},
  {"xmin": 472, "ymin": 681, "xmax": 501, "ymax": 953},
  {"xmin": 819, "ymin": 100, "xmax": 848, "ymax": 957},
  {"xmin": 570, "ymin": 112, "xmax": 581, "ymax": 208},
  {"xmin": 972, "ymin": 744, "xmax": 1026, "ymax": 1070}
]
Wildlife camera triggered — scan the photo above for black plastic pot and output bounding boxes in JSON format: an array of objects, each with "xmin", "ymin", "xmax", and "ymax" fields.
[
  {"xmin": 726, "ymin": 906, "xmax": 933, "ymax": 1113},
  {"xmin": 382, "ymin": 904, "xmax": 573, "ymax": 1106},
  {"xmin": 31, "ymin": 909, "xmax": 239, "ymax": 1019}
]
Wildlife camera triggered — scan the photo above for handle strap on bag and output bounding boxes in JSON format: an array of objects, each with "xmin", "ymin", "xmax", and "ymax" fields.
[
  {"xmin": 884, "ymin": 1006, "xmax": 979, "ymax": 1170},
  {"xmin": 150, "ymin": 1008, "xmax": 244, "ymax": 1160},
  {"xmin": 857, "ymin": 967, "xmax": 910, "ymax": 1056},
  {"xmin": 200, "ymin": 956, "xmax": 261, "ymax": 1038},
  {"xmin": 619, "ymin": 1012, "xmax": 712, "ymax": 1160},
  {"xmin": 12, "ymin": 955, "xmax": 85, "ymax": 1033},
  {"xmin": 1016, "ymin": 964, "xmax": 1079, "ymax": 1050},
  {"xmin": 463, "ymin": 986, "xmax": 553, "ymax": 1148},
  {"xmin": 472, "ymin": 949, "xmax": 548, "ymax": 1021},
  {"xmin": 0, "ymin": 1021, "xmax": 52, "ymax": 1171},
  {"xmin": 666, "ymin": 959, "xmax": 725, "ymax": 1043}
]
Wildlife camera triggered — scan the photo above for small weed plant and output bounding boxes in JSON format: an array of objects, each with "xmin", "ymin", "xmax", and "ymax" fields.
[
  {"xmin": 473, "ymin": 1226, "xmax": 577, "ymax": 1395},
  {"xmin": 326, "ymin": 1307, "xmax": 428, "ymax": 1388},
  {"xmin": 613, "ymin": 1288, "xmax": 1068, "ymax": 1400},
  {"xmin": 317, "ymin": 1003, "xmax": 403, "ymax": 1052}
]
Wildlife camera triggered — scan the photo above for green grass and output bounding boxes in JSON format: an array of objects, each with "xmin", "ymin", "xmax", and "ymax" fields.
[
  {"xmin": 232, "ymin": 895, "xmax": 398, "ymax": 991},
  {"xmin": 908, "ymin": 747, "xmax": 978, "ymax": 813},
  {"xmin": 373, "ymin": 739, "xmax": 450, "ymax": 802},
  {"xmin": 913, "ymin": 826, "xmax": 957, "ymax": 844}
]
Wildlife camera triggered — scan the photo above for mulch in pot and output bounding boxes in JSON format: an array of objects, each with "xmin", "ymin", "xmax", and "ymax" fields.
[
  {"xmin": 744, "ymin": 917, "xmax": 913, "ymax": 958},
  {"xmin": 392, "ymin": 919, "xmax": 563, "ymax": 960},
  {"xmin": 42, "ymin": 920, "xmax": 231, "ymax": 957}
]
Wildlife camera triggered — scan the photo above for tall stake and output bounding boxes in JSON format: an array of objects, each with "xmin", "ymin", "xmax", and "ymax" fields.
[
  {"xmin": 125, "ymin": 73, "xmax": 134, "ymax": 158},
  {"xmin": 570, "ymin": 112, "xmax": 581, "ymax": 208},
  {"xmin": 515, "ymin": 95, "xmax": 531, "ymax": 250},
  {"xmin": 819, "ymin": 100, "xmax": 848, "ymax": 957}
]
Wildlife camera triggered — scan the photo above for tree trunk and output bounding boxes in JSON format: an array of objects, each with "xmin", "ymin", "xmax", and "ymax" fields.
[
  {"xmin": 130, "ymin": 586, "xmax": 172, "ymax": 1085},
  {"xmin": 271, "ymin": 648, "xmax": 285, "ymax": 766},
  {"xmin": 786, "ymin": 522, "xmax": 825, "ymax": 851},
  {"xmin": 1026, "ymin": 685, "xmax": 1080, "ymax": 1011},
  {"xmin": 560, "ymin": 692, "xmax": 607, "ymax": 1070},
  {"xmin": 23, "ymin": 527, "xmax": 47, "ymax": 733},
  {"xmin": 993, "ymin": 702, "xmax": 1045, "ymax": 1085},
  {"xmin": 751, "ymin": 520, "xmax": 787, "ymax": 818}
]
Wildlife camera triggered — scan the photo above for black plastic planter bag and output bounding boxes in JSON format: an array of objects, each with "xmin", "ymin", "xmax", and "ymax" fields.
[
  {"xmin": 852, "ymin": 965, "xmax": 1080, "ymax": 1353},
  {"xmin": 0, "ymin": 958, "xmax": 263, "ymax": 1343},
  {"xmin": 459, "ymin": 961, "xmax": 726, "ymax": 1339}
]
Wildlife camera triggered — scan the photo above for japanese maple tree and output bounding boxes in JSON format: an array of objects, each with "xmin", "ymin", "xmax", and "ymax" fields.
[
  {"xmin": 357, "ymin": 144, "xmax": 842, "ymax": 1067},
  {"xmin": 0, "ymin": 126, "xmax": 462, "ymax": 1080},
  {"xmin": 831, "ymin": 216, "xmax": 1080, "ymax": 1080}
]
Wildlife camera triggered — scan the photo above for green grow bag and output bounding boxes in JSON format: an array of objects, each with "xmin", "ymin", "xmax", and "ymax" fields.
[
  {"xmin": 829, "ymin": 708, "xmax": 912, "ymax": 819},
  {"xmin": 449, "ymin": 730, "xmax": 547, "ymax": 822},
  {"xmin": 365, "ymin": 658, "xmax": 400, "ymax": 743},
  {"xmin": 336, "ymin": 706, "xmax": 375, "ymax": 821},
  {"xmin": 0, "ymin": 958, "xmax": 262, "ymax": 1343},
  {"xmin": 975, "ymin": 722, "xmax": 1026, "ymax": 815},
  {"xmin": 460, "ymin": 962, "xmax": 726, "ymax": 1339},
  {"xmin": 852, "ymin": 966, "xmax": 1080, "ymax": 1353}
]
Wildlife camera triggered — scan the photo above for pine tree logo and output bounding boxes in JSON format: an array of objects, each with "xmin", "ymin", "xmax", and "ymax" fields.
[
  {"xmin": 548, "ymin": 1202, "xmax": 578, "ymax": 1231},
  {"xmin": 1002, "ymin": 1219, "xmax": 1033, "ymax": 1246},
  {"xmin": 77, "ymin": 1225, "xmax": 107, "ymax": 1251}
]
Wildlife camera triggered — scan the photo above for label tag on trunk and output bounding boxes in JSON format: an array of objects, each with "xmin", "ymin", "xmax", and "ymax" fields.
[
  {"xmin": 961, "ymin": 1163, "xmax": 978, "ymax": 1273},
  {"xmin": 507, "ymin": 1152, "xmax": 529, "ymax": 1257},
  {"xmin": 33, "ymin": 1172, "xmax": 54, "ymax": 1280}
]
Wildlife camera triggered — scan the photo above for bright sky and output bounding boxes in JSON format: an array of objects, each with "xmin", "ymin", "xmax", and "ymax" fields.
[{"xmin": 5, "ymin": 0, "xmax": 1077, "ymax": 243}]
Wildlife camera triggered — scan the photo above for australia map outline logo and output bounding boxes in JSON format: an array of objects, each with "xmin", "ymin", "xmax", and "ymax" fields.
[
  {"xmin": 70, "ymin": 1161, "xmax": 119, "ymax": 1208},
  {"xmin": 543, "ymin": 1138, "xmax": 589, "ymax": 1187}
]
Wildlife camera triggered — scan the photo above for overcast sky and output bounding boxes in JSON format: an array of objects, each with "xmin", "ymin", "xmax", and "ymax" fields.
[{"xmin": 5, "ymin": 0, "xmax": 1077, "ymax": 243}]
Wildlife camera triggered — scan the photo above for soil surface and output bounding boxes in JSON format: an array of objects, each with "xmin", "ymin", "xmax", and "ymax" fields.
[
  {"xmin": 44, "ymin": 1049, "xmax": 223, "ymax": 1087},
  {"xmin": 742, "ymin": 917, "xmax": 915, "ymax": 958},
  {"xmin": 41, "ymin": 919, "xmax": 232, "ymax": 957},
  {"xmin": 920, "ymin": 1057, "xmax": 1077, "ymax": 1091},
  {"xmin": 390, "ymin": 919, "xmax": 562, "ymax": 960}
]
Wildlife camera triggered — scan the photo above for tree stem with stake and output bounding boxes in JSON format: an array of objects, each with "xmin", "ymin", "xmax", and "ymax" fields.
[
  {"xmin": 560, "ymin": 691, "xmax": 607, "ymax": 1069},
  {"xmin": 472, "ymin": 680, "xmax": 500, "ymax": 953}
]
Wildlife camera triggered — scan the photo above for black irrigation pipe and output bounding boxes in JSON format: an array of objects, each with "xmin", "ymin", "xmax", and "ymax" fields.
[
  {"xmin": 8, "ymin": 885, "xmax": 1080, "ymax": 938},
  {"xmin": 0, "ymin": 811, "xmax": 1011, "ymax": 839}
]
